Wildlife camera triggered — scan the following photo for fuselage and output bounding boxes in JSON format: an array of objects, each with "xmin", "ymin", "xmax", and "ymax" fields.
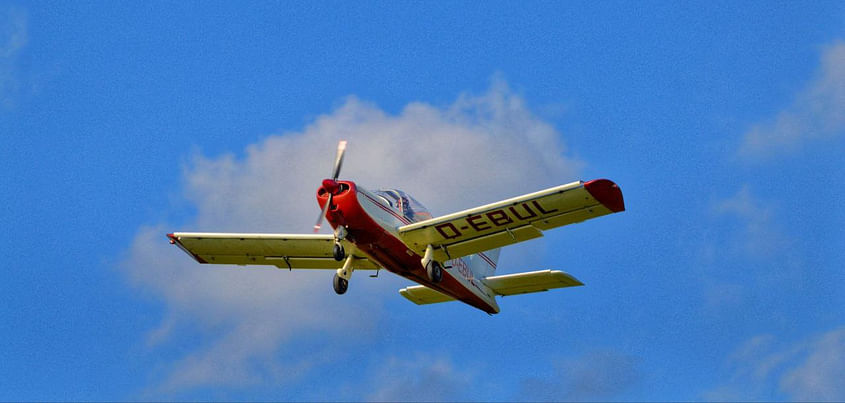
[{"xmin": 317, "ymin": 180, "xmax": 500, "ymax": 313}]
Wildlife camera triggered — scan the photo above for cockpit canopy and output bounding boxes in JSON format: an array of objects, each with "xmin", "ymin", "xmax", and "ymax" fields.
[{"xmin": 372, "ymin": 189, "xmax": 433, "ymax": 223}]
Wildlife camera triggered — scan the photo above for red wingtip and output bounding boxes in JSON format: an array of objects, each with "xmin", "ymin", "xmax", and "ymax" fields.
[
  {"xmin": 584, "ymin": 179, "xmax": 625, "ymax": 212},
  {"xmin": 166, "ymin": 233, "xmax": 176, "ymax": 244}
]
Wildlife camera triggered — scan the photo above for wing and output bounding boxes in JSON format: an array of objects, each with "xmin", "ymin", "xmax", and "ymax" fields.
[
  {"xmin": 398, "ymin": 269, "xmax": 582, "ymax": 305},
  {"xmin": 167, "ymin": 232, "xmax": 380, "ymax": 270},
  {"xmin": 397, "ymin": 179, "xmax": 624, "ymax": 261}
]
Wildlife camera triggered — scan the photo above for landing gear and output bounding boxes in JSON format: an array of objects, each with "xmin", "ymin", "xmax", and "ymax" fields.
[
  {"xmin": 333, "ymin": 243, "xmax": 345, "ymax": 261},
  {"xmin": 333, "ymin": 273, "xmax": 348, "ymax": 295},
  {"xmin": 421, "ymin": 244, "xmax": 443, "ymax": 284},
  {"xmin": 333, "ymin": 254, "xmax": 354, "ymax": 295},
  {"xmin": 426, "ymin": 260, "xmax": 443, "ymax": 284},
  {"xmin": 333, "ymin": 226, "xmax": 347, "ymax": 261}
]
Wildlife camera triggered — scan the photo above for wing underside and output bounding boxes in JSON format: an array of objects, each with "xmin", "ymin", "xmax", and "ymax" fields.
[{"xmin": 167, "ymin": 232, "xmax": 379, "ymax": 270}]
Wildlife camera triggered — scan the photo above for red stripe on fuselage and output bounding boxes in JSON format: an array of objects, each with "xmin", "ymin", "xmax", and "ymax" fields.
[
  {"xmin": 477, "ymin": 252, "xmax": 496, "ymax": 269},
  {"xmin": 317, "ymin": 181, "xmax": 497, "ymax": 313}
]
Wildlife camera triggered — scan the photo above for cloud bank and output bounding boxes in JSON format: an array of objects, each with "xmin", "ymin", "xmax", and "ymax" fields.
[
  {"xmin": 365, "ymin": 354, "xmax": 474, "ymax": 402},
  {"xmin": 713, "ymin": 186, "xmax": 788, "ymax": 258},
  {"xmin": 780, "ymin": 327, "xmax": 845, "ymax": 401},
  {"xmin": 519, "ymin": 350, "xmax": 641, "ymax": 401},
  {"xmin": 741, "ymin": 41, "xmax": 845, "ymax": 158},
  {"xmin": 705, "ymin": 327, "xmax": 845, "ymax": 401},
  {"xmin": 1, "ymin": 6, "xmax": 27, "ymax": 107},
  {"xmin": 122, "ymin": 81, "xmax": 581, "ymax": 394}
]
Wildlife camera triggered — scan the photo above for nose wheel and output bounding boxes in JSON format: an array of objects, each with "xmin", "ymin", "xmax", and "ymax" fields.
[
  {"xmin": 333, "ymin": 254, "xmax": 354, "ymax": 295},
  {"xmin": 333, "ymin": 273, "xmax": 348, "ymax": 294}
]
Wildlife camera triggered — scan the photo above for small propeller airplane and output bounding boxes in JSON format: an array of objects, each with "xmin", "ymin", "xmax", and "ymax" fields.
[{"xmin": 168, "ymin": 141, "xmax": 625, "ymax": 314}]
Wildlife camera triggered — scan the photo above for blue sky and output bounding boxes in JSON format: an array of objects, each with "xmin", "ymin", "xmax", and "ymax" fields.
[{"xmin": 1, "ymin": 2, "xmax": 844, "ymax": 401}]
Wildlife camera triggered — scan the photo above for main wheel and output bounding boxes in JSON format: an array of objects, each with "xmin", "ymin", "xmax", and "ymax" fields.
[
  {"xmin": 333, "ymin": 243, "xmax": 345, "ymax": 261},
  {"xmin": 426, "ymin": 261, "xmax": 443, "ymax": 284},
  {"xmin": 333, "ymin": 274, "xmax": 348, "ymax": 295}
]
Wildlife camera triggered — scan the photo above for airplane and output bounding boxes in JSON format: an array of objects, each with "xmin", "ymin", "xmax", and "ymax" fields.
[{"xmin": 167, "ymin": 141, "xmax": 625, "ymax": 314}]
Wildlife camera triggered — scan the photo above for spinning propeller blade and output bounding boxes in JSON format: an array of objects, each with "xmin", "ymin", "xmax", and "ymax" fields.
[
  {"xmin": 313, "ymin": 194, "xmax": 332, "ymax": 232},
  {"xmin": 313, "ymin": 140, "xmax": 347, "ymax": 233},
  {"xmin": 332, "ymin": 140, "xmax": 347, "ymax": 180}
]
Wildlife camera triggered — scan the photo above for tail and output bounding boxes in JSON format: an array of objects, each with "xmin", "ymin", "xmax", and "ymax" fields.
[{"xmin": 470, "ymin": 248, "xmax": 500, "ymax": 278}]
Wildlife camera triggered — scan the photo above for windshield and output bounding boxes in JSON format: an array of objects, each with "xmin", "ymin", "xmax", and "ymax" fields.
[{"xmin": 372, "ymin": 189, "xmax": 432, "ymax": 223}]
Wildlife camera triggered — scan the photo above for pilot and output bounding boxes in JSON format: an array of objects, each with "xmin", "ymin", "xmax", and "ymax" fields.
[{"xmin": 400, "ymin": 196, "xmax": 415, "ymax": 222}]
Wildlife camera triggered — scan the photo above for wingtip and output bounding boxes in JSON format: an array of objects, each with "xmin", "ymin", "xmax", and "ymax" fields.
[
  {"xmin": 584, "ymin": 179, "xmax": 625, "ymax": 212},
  {"xmin": 166, "ymin": 233, "xmax": 208, "ymax": 263}
]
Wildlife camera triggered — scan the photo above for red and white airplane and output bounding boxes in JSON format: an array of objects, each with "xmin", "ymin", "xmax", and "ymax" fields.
[{"xmin": 168, "ymin": 141, "xmax": 625, "ymax": 314}]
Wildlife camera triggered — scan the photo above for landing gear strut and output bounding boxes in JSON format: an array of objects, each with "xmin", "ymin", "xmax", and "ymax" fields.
[
  {"xmin": 333, "ymin": 254, "xmax": 354, "ymax": 295},
  {"xmin": 421, "ymin": 244, "xmax": 444, "ymax": 284},
  {"xmin": 333, "ymin": 226, "xmax": 347, "ymax": 261}
]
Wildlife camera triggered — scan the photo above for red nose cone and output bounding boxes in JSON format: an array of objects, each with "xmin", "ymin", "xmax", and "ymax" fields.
[{"xmin": 322, "ymin": 179, "xmax": 340, "ymax": 194}]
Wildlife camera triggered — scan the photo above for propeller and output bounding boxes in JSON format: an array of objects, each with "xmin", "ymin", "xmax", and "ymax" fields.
[{"xmin": 313, "ymin": 140, "xmax": 347, "ymax": 233}]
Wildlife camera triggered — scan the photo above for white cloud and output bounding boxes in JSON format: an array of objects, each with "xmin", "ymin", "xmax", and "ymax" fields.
[
  {"xmin": 519, "ymin": 350, "xmax": 640, "ymax": 401},
  {"xmin": 365, "ymin": 354, "xmax": 474, "ymax": 402},
  {"xmin": 703, "ymin": 187, "xmax": 801, "ymax": 315},
  {"xmin": 182, "ymin": 80, "xmax": 580, "ymax": 233},
  {"xmin": 1, "ymin": 6, "xmax": 27, "ymax": 107},
  {"xmin": 126, "ymin": 225, "xmax": 383, "ymax": 395},
  {"xmin": 704, "ymin": 327, "xmax": 845, "ymax": 401},
  {"xmin": 780, "ymin": 327, "xmax": 845, "ymax": 401},
  {"xmin": 122, "ymin": 81, "xmax": 582, "ymax": 394},
  {"xmin": 713, "ymin": 186, "xmax": 788, "ymax": 258},
  {"xmin": 741, "ymin": 41, "xmax": 845, "ymax": 158}
]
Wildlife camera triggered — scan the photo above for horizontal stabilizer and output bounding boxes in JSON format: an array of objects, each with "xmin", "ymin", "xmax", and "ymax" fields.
[
  {"xmin": 484, "ymin": 269, "xmax": 582, "ymax": 296},
  {"xmin": 398, "ymin": 269, "xmax": 582, "ymax": 306},
  {"xmin": 399, "ymin": 285, "xmax": 456, "ymax": 305}
]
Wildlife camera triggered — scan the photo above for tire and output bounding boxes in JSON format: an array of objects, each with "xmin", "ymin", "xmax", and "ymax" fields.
[
  {"xmin": 427, "ymin": 261, "xmax": 443, "ymax": 284},
  {"xmin": 333, "ymin": 243, "xmax": 345, "ymax": 261},
  {"xmin": 333, "ymin": 274, "xmax": 348, "ymax": 295}
]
